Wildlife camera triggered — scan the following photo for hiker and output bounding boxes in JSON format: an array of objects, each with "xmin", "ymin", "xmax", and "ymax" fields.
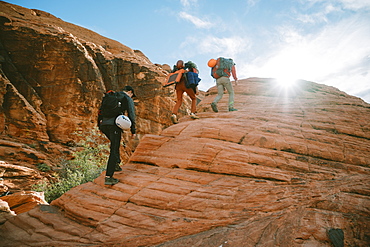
[
  {"xmin": 98, "ymin": 85, "xmax": 136, "ymax": 185},
  {"xmin": 170, "ymin": 60, "xmax": 199, "ymax": 124},
  {"xmin": 208, "ymin": 57, "xmax": 238, "ymax": 112}
]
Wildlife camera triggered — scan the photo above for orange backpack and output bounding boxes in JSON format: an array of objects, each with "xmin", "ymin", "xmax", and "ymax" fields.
[{"xmin": 163, "ymin": 69, "xmax": 185, "ymax": 87}]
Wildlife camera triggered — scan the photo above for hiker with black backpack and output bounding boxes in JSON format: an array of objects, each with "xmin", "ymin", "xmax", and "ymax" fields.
[
  {"xmin": 98, "ymin": 86, "xmax": 136, "ymax": 185},
  {"xmin": 208, "ymin": 57, "xmax": 238, "ymax": 112},
  {"xmin": 170, "ymin": 60, "xmax": 200, "ymax": 124}
]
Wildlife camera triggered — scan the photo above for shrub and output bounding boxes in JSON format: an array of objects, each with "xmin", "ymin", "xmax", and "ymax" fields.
[
  {"xmin": 33, "ymin": 129, "xmax": 109, "ymax": 203},
  {"xmin": 36, "ymin": 163, "xmax": 51, "ymax": 172}
]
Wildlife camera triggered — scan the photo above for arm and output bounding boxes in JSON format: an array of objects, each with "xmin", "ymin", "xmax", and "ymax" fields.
[
  {"xmin": 126, "ymin": 96, "xmax": 136, "ymax": 136},
  {"xmin": 97, "ymin": 100, "xmax": 103, "ymax": 129},
  {"xmin": 231, "ymin": 65, "xmax": 238, "ymax": 85}
]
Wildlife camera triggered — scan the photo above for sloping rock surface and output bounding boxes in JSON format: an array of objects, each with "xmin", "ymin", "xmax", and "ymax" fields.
[{"xmin": 0, "ymin": 78, "xmax": 369, "ymax": 246}]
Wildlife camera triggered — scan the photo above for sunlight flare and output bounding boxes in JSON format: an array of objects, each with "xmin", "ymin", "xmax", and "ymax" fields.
[{"xmin": 276, "ymin": 76, "xmax": 298, "ymax": 89}]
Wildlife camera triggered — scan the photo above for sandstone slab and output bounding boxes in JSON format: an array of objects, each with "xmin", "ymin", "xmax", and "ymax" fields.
[{"xmin": 0, "ymin": 78, "xmax": 369, "ymax": 246}]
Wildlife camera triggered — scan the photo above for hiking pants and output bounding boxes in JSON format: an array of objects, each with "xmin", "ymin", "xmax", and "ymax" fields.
[
  {"xmin": 172, "ymin": 80, "xmax": 197, "ymax": 114},
  {"xmin": 100, "ymin": 125, "xmax": 122, "ymax": 177},
  {"xmin": 213, "ymin": 76, "xmax": 235, "ymax": 108}
]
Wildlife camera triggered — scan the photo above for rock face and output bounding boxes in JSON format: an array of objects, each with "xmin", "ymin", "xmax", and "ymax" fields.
[
  {"xmin": 0, "ymin": 199, "xmax": 16, "ymax": 224},
  {"xmin": 0, "ymin": 190, "xmax": 47, "ymax": 214},
  {"xmin": 0, "ymin": 2, "xmax": 187, "ymax": 192},
  {"xmin": 0, "ymin": 78, "xmax": 369, "ymax": 246}
]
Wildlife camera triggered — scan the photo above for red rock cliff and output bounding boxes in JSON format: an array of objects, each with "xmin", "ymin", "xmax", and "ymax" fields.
[
  {"xmin": 0, "ymin": 77, "xmax": 369, "ymax": 246},
  {"xmin": 0, "ymin": 1, "xmax": 188, "ymax": 191}
]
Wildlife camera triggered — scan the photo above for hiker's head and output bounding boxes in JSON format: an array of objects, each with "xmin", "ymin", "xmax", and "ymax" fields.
[
  {"xmin": 123, "ymin": 85, "xmax": 136, "ymax": 98},
  {"xmin": 207, "ymin": 59, "xmax": 217, "ymax": 67},
  {"xmin": 176, "ymin": 60, "xmax": 184, "ymax": 69}
]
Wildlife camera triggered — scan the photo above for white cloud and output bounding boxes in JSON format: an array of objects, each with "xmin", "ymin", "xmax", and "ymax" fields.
[
  {"xmin": 338, "ymin": 0, "xmax": 370, "ymax": 10},
  {"xmin": 180, "ymin": 35, "xmax": 251, "ymax": 59},
  {"xmin": 296, "ymin": 3, "xmax": 341, "ymax": 24},
  {"xmin": 179, "ymin": 11, "xmax": 212, "ymax": 29},
  {"xmin": 304, "ymin": 0, "xmax": 370, "ymax": 11},
  {"xmin": 321, "ymin": 66, "xmax": 370, "ymax": 102}
]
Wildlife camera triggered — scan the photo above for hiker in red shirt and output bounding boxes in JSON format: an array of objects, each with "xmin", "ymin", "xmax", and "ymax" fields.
[{"xmin": 170, "ymin": 60, "xmax": 199, "ymax": 124}]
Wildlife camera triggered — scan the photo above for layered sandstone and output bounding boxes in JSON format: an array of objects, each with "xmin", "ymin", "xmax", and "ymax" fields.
[
  {"xmin": 0, "ymin": 78, "xmax": 369, "ymax": 246},
  {"xmin": 0, "ymin": 2, "xmax": 189, "ymax": 192}
]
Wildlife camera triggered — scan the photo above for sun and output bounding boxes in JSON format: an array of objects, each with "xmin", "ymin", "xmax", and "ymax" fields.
[{"xmin": 276, "ymin": 76, "xmax": 298, "ymax": 88}]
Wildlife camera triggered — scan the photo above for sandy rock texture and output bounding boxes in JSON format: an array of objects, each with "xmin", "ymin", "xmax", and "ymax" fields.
[{"xmin": 0, "ymin": 78, "xmax": 369, "ymax": 246}]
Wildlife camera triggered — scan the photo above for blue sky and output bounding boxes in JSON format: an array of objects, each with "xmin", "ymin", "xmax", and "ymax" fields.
[{"xmin": 5, "ymin": 0, "xmax": 370, "ymax": 103}]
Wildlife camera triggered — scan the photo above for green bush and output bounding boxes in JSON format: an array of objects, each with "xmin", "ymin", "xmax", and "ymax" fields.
[
  {"xmin": 33, "ymin": 129, "xmax": 109, "ymax": 203},
  {"xmin": 36, "ymin": 163, "xmax": 51, "ymax": 172}
]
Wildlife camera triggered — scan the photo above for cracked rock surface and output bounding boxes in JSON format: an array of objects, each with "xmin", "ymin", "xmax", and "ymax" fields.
[{"xmin": 1, "ymin": 78, "xmax": 369, "ymax": 246}]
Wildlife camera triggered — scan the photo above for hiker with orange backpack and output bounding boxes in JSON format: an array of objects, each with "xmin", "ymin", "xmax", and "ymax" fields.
[
  {"xmin": 170, "ymin": 60, "xmax": 200, "ymax": 124},
  {"xmin": 208, "ymin": 57, "xmax": 238, "ymax": 112}
]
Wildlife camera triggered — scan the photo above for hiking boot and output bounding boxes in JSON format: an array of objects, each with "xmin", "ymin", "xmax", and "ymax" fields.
[
  {"xmin": 211, "ymin": 102, "xmax": 218, "ymax": 112},
  {"xmin": 190, "ymin": 113, "xmax": 199, "ymax": 119},
  {"xmin": 171, "ymin": 114, "xmax": 178, "ymax": 124},
  {"xmin": 229, "ymin": 107, "xmax": 238, "ymax": 111},
  {"xmin": 105, "ymin": 177, "xmax": 119, "ymax": 185},
  {"xmin": 115, "ymin": 163, "xmax": 122, "ymax": 171}
]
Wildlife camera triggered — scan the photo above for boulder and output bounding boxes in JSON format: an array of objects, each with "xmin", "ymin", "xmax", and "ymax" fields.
[{"xmin": 1, "ymin": 191, "xmax": 47, "ymax": 214}]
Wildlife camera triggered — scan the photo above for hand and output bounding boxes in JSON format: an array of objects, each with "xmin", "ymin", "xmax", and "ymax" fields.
[
  {"xmin": 131, "ymin": 134, "xmax": 137, "ymax": 139},
  {"xmin": 235, "ymin": 79, "xmax": 238, "ymax": 85}
]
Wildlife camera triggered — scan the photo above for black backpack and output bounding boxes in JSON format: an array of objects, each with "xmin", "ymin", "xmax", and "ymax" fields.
[{"xmin": 100, "ymin": 90, "xmax": 124, "ymax": 118}]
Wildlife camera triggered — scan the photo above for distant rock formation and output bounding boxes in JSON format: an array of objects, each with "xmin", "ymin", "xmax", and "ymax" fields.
[
  {"xmin": 0, "ymin": 2, "xmax": 190, "ymax": 192},
  {"xmin": 0, "ymin": 77, "xmax": 369, "ymax": 246}
]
